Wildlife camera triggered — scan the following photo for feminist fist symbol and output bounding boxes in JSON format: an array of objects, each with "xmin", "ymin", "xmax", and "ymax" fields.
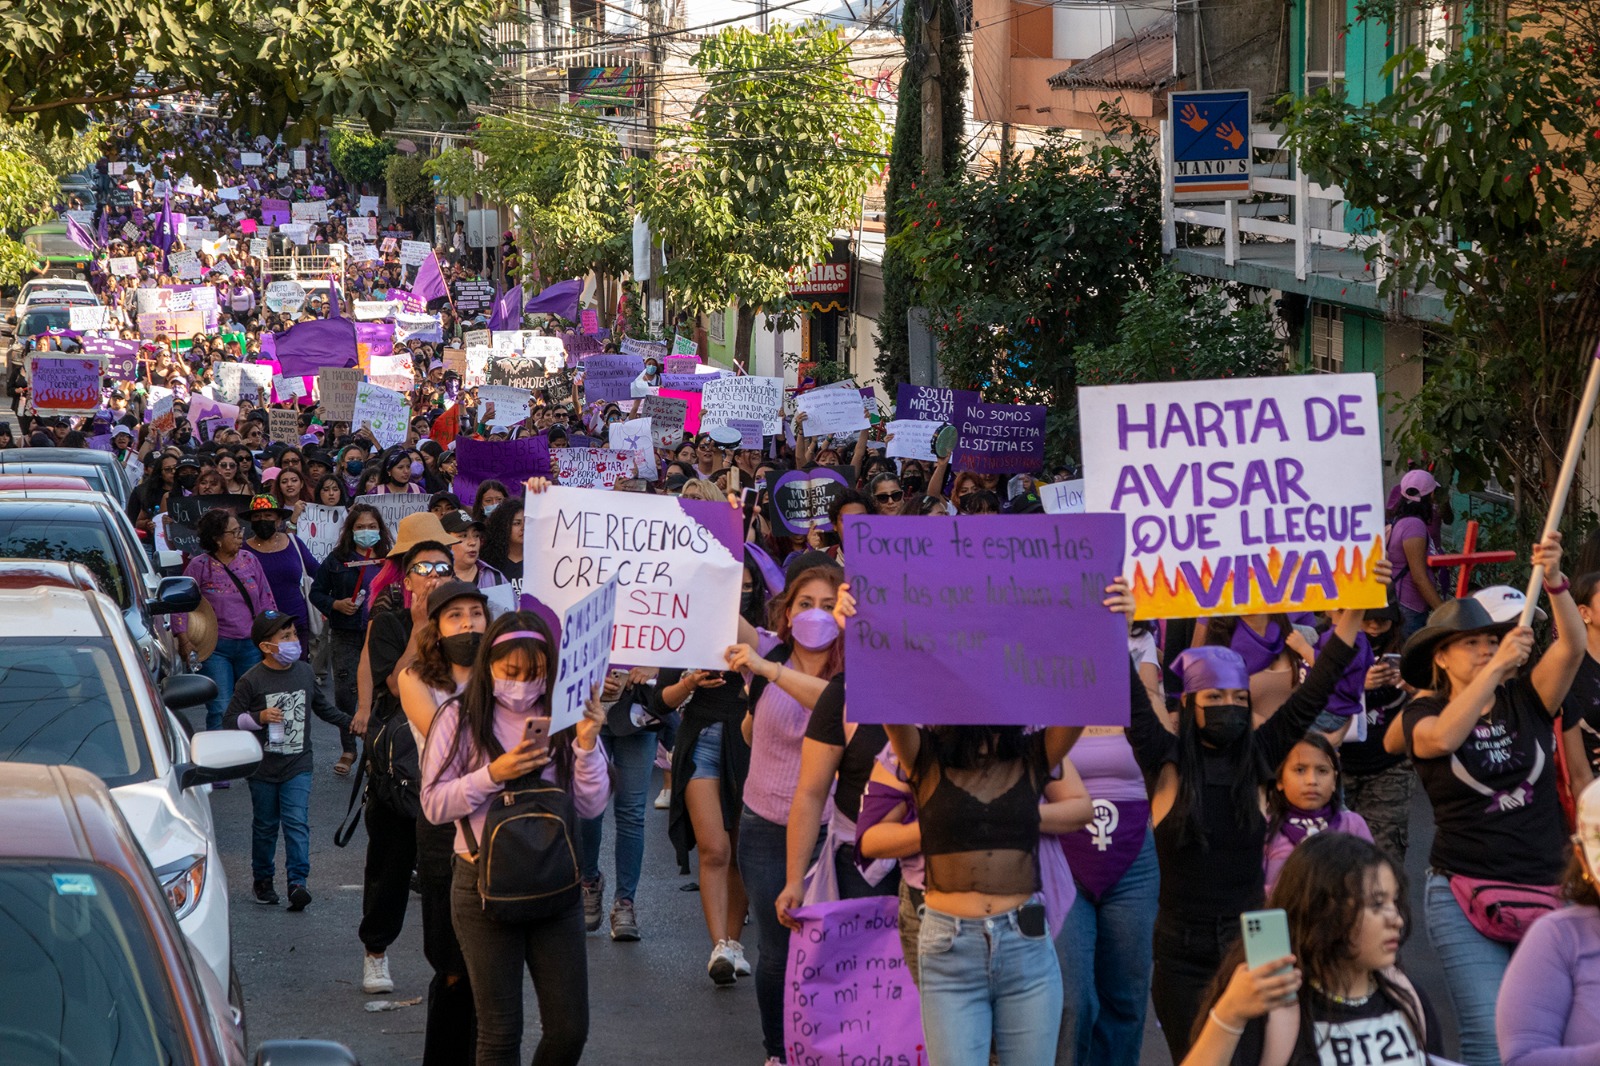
[
  {"xmin": 1179, "ymin": 103, "xmax": 1208, "ymax": 132},
  {"xmin": 1215, "ymin": 121, "xmax": 1246, "ymax": 151}
]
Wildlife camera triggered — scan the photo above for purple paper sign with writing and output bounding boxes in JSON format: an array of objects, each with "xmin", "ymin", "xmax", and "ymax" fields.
[
  {"xmin": 453, "ymin": 436, "xmax": 552, "ymax": 503},
  {"xmin": 784, "ymin": 896, "xmax": 923, "ymax": 1066},
  {"xmin": 841, "ymin": 513, "xmax": 1129, "ymax": 725},
  {"xmin": 581, "ymin": 354, "xmax": 643, "ymax": 402},
  {"xmin": 665, "ymin": 355, "xmax": 700, "ymax": 374},
  {"xmin": 659, "ymin": 372, "xmax": 712, "ymax": 392},
  {"xmin": 896, "ymin": 383, "xmax": 980, "ymax": 423},
  {"xmin": 952, "ymin": 400, "xmax": 1047, "ymax": 475},
  {"xmin": 728, "ymin": 419, "xmax": 763, "ymax": 451}
]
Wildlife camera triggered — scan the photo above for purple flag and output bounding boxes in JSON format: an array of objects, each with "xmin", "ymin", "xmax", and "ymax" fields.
[
  {"xmin": 63, "ymin": 214, "xmax": 98, "ymax": 252},
  {"xmin": 96, "ymin": 207, "xmax": 109, "ymax": 246},
  {"xmin": 488, "ymin": 284, "xmax": 524, "ymax": 332},
  {"xmin": 409, "ymin": 251, "xmax": 448, "ymax": 307},
  {"xmin": 524, "ymin": 278, "xmax": 583, "ymax": 322},
  {"xmin": 154, "ymin": 193, "xmax": 176, "ymax": 270},
  {"xmin": 453, "ymin": 436, "xmax": 552, "ymax": 502},
  {"xmin": 328, "ymin": 276, "xmax": 341, "ymax": 318},
  {"xmin": 271, "ymin": 317, "xmax": 358, "ymax": 377}
]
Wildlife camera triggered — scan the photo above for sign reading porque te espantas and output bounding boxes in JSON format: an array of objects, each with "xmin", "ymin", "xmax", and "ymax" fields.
[
  {"xmin": 842, "ymin": 513, "xmax": 1129, "ymax": 726},
  {"xmin": 1078, "ymin": 372, "xmax": 1386, "ymax": 619}
]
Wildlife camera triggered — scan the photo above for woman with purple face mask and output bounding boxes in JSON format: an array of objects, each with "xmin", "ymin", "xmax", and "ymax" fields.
[
  {"xmin": 420, "ymin": 611, "xmax": 611, "ymax": 1066},
  {"xmin": 376, "ymin": 448, "xmax": 424, "ymax": 494}
]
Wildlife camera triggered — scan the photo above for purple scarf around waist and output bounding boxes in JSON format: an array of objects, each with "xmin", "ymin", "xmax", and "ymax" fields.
[{"xmin": 1059, "ymin": 797, "xmax": 1151, "ymax": 901}]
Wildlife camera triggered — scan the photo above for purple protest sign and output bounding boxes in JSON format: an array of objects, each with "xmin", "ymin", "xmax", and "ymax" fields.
[
  {"xmin": 771, "ymin": 467, "xmax": 850, "ymax": 536},
  {"xmin": 659, "ymin": 372, "xmax": 714, "ymax": 392},
  {"xmin": 665, "ymin": 355, "xmax": 700, "ymax": 374},
  {"xmin": 896, "ymin": 383, "xmax": 979, "ymax": 423},
  {"xmin": 841, "ymin": 513, "xmax": 1129, "ymax": 725},
  {"xmin": 80, "ymin": 335, "xmax": 140, "ymax": 380},
  {"xmin": 581, "ymin": 354, "xmax": 642, "ymax": 402},
  {"xmin": 952, "ymin": 400, "xmax": 1048, "ymax": 475},
  {"xmin": 453, "ymin": 436, "xmax": 552, "ymax": 503},
  {"xmin": 728, "ymin": 418, "xmax": 763, "ymax": 451},
  {"xmin": 261, "ymin": 198, "xmax": 290, "ymax": 226},
  {"xmin": 784, "ymin": 896, "xmax": 924, "ymax": 1066}
]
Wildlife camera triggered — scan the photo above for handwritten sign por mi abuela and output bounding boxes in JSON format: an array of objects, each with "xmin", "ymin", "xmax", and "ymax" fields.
[
  {"xmin": 1078, "ymin": 372, "xmax": 1386, "ymax": 619},
  {"xmin": 841, "ymin": 513, "xmax": 1129, "ymax": 726}
]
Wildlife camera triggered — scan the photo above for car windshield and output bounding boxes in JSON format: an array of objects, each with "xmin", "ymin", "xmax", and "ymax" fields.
[
  {"xmin": 0, "ymin": 862, "xmax": 190, "ymax": 1066},
  {"xmin": 19, "ymin": 309, "xmax": 71, "ymax": 337},
  {"xmin": 24, "ymin": 232, "xmax": 85, "ymax": 258},
  {"xmin": 0, "ymin": 638, "xmax": 150, "ymax": 787},
  {"xmin": 0, "ymin": 513, "xmax": 127, "ymax": 606}
]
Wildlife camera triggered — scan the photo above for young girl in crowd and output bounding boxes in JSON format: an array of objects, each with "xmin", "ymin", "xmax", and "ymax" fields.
[
  {"xmin": 420, "ymin": 611, "xmax": 611, "ymax": 1066},
  {"xmin": 1400, "ymin": 534, "xmax": 1580, "ymax": 1066},
  {"xmin": 1185, "ymin": 831, "xmax": 1439, "ymax": 1066},
  {"xmin": 1263, "ymin": 734, "xmax": 1371, "ymax": 895}
]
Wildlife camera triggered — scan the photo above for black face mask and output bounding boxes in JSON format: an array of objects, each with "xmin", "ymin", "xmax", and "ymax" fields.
[
  {"xmin": 1197, "ymin": 704, "xmax": 1251, "ymax": 748},
  {"xmin": 250, "ymin": 520, "xmax": 279, "ymax": 540},
  {"xmin": 740, "ymin": 589, "xmax": 758, "ymax": 618},
  {"xmin": 177, "ymin": 471, "xmax": 199, "ymax": 489},
  {"xmin": 440, "ymin": 631, "xmax": 482, "ymax": 667}
]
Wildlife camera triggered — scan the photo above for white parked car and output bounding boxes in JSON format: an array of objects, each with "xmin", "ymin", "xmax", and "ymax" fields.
[{"xmin": 0, "ymin": 578, "xmax": 258, "ymax": 1010}]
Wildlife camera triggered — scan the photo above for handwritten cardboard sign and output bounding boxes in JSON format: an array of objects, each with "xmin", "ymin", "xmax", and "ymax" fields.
[
  {"xmin": 29, "ymin": 357, "xmax": 101, "ymax": 413},
  {"xmin": 551, "ymin": 577, "xmax": 619, "ymax": 733},
  {"xmin": 1078, "ymin": 372, "xmax": 1386, "ymax": 618},
  {"xmin": 352, "ymin": 381, "xmax": 410, "ymax": 447},
  {"xmin": 582, "ymin": 354, "xmax": 643, "ymax": 403},
  {"xmin": 952, "ymin": 400, "xmax": 1047, "ymax": 475},
  {"xmin": 551, "ymin": 448, "xmax": 638, "ymax": 490},
  {"xmin": 701, "ymin": 376, "xmax": 783, "ymax": 435}
]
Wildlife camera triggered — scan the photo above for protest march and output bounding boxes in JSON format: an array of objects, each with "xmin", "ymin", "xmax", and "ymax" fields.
[{"xmin": 8, "ymin": 90, "xmax": 1600, "ymax": 1066}]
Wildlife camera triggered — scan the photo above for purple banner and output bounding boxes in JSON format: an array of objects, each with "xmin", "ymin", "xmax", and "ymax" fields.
[
  {"xmin": 952, "ymin": 400, "xmax": 1048, "ymax": 475},
  {"xmin": 771, "ymin": 467, "xmax": 850, "ymax": 535},
  {"xmin": 896, "ymin": 383, "xmax": 980, "ymax": 423},
  {"xmin": 659, "ymin": 372, "xmax": 713, "ymax": 392},
  {"xmin": 355, "ymin": 321, "xmax": 395, "ymax": 362},
  {"xmin": 81, "ymin": 335, "xmax": 140, "ymax": 380},
  {"xmin": 581, "ymin": 354, "xmax": 642, "ymax": 402},
  {"xmin": 261, "ymin": 198, "xmax": 290, "ymax": 226},
  {"xmin": 454, "ymin": 436, "xmax": 552, "ymax": 503},
  {"xmin": 841, "ymin": 513, "xmax": 1129, "ymax": 725}
]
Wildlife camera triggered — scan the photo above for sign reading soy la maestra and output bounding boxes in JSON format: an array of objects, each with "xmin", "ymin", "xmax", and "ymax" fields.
[{"xmin": 1079, "ymin": 372, "xmax": 1386, "ymax": 619}]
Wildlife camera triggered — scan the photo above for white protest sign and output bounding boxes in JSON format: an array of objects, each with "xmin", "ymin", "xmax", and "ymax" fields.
[
  {"xmin": 399, "ymin": 240, "xmax": 430, "ymax": 267},
  {"xmin": 109, "ymin": 256, "xmax": 138, "ymax": 277},
  {"xmin": 352, "ymin": 381, "xmax": 410, "ymax": 447},
  {"xmin": 609, "ymin": 418, "xmax": 654, "ymax": 457},
  {"xmin": 213, "ymin": 362, "xmax": 274, "ymax": 405},
  {"xmin": 638, "ymin": 395, "xmax": 688, "ymax": 448},
  {"xmin": 551, "ymin": 448, "xmax": 638, "ymax": 489},
  {"xmin": 241, "ymin": 152, "xmax": 264, "ymax": 167},
  {"xmin": 701, "ymin": 376, "xmax": 784, "ymax": 435},
  {"xmin": 551, "ymin": 578, "xmax": 619, "ymax": 733},
  {"xmin": 217, "ymin": 186, "xmax": 241, "ymax": 202},
  {"xmin": 264, "ymin": 280, "xmax": 305, "ymax": 314},
  {"xmin": 522, "ymin": 486, "xmax": 743, "ymax": 668},
  {"xmin": 484, "ymin": 582, "xmax": 519, "ymax": 619},
  {"xmin": 279, "ymin": 223, "xmax": 311, "ymax": 246},
  {"xmin": 358, "ymin": 195, "xmax": 380, "ymax": 216},
  {"xmin": 168, "ymin": 250, "xmax": 202, "ymax": 280},
  {"xmin": 68, "ymin": 305, "xmax": 112, "ymax": 332},
  {"xmin": 276, "ymin": 162, "xmax": 290, "ymax": 179},
  {"xmin": 1079, "ymin": 372, "xmax": 1386, "ymax": 619},
  {"xmin": 885, "ymin": 418, "xmax": 938, "ymax": 461},
  {"xmin": 248, "ymin": 238, "xmax": 268, "ymax": 260},
  {"xmin": 355, "ymin": 492, "xmax": 430, "ymax": 532},
  {"xmin": 291, "ymin": 200, "xmax": 329, "ymax": 223},
  {"xmin": 465, "ymin": 347, "xmax": 492, "ymax": 388},
  {"xmin": 272, "ymin": 374, "xmax": 308, "ymax": 402},
  {"xmin": 292, "ymin": 149, "xmax": 307, "ymax": 170},
  {"xmin": 1039, "ymin": 479, "xmax": 1086, "ymax": 515},
  {"xmin": 491, "ymin": 330, "xmax": 526, "ymax": 354},
  {"xmin": 477, "ymin": 385, "xmax": 531, "ymax": 427},
  {"xmin": 527, "ymin": 335, "xmax": 568, "ymax": 374},
  {"xmin": 355, "ymin": 300, "xmax": 403, "ymax": 321},
  {"xmin": 462, "ymin": 329, "xmax": 490, "ymax": 351},
  {"xmin": 796, "ymin": 386, "xmax": 870, "ymax": 436}
]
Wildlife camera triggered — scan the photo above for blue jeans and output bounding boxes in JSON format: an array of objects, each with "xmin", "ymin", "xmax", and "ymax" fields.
[
  {"xmin": 919, "ymin": 902, "xmax": 1064, "ymax": 1066},
  {"xmin": 737, "ymin": 806, "xmax": 793, "ymax": 1061},
  {"xmin": 1056, "ymin": 830, "xmax": 1158, "ymax": 1066},
  {"xmin": 248, "ymin": 772, "xmax": 312, "ymax": 884},
  {"xmin": 1425, "ymin": 871, "xmax": 1511, "ymax": 1066},
  {"xmin": 201, "ymin": 636, "xmax": 263, "ymax": 731},
  {"xmin": 579, "ymin": 730, "xmax": 655, "ymax": 902}
]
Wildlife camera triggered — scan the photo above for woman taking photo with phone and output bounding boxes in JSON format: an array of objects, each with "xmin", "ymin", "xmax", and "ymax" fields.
[
  {"xmin": 420, "ymin": 611, "xmax": 610, "ymax": 1066},
  {"xmin": 1184, "ymin": 831, "xmax": 1439, "ymax": 1066}
]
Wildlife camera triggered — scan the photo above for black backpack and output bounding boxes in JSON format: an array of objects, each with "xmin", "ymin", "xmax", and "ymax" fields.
[
  {"xmin": 365, "ymin": 706, "xmax": 422, "ymax": 820},
  {"xmin": 460, "ymin": 726, "xmax": 582, "ymax": 923}
]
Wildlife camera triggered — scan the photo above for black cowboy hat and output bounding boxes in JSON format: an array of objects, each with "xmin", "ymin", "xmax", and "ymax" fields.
[{"xmin": 1399, "ymin": 598, "xmax": 1516, "ymax": 688}]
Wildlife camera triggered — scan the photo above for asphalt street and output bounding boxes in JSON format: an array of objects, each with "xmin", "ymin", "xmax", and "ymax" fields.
[{"xmin": 210, "ymin": 711, "xmax": 1458, "ymax": 1066}]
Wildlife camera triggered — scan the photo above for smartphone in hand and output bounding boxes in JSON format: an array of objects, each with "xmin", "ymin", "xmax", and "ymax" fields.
[
  {"xmin": 1241, "ymin": 908, "xmax": 1296, "ymax": 1004},
  {"xmin": 524, "ymin": 716, "xmax": 552, "ymax": 751}
]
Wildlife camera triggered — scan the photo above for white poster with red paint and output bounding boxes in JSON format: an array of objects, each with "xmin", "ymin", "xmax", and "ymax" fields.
[{"xmin": 29, "ymin": 357, "xmax": 102, "ymax": 413}]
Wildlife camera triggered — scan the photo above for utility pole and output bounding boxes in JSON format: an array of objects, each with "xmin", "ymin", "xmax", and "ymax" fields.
[
  {"xmin": 919, "ymin": 0, "xmax": 943, "ymax": 183},
  {"xmin": 999, "ymin": 121, "xmax": 1011, "ymax": 180}
]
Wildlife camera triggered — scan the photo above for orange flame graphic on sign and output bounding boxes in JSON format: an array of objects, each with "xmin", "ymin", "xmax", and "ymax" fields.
[{"xmin": 1131, "ymin": 535, "xmax": 1386, "ymax": 620}]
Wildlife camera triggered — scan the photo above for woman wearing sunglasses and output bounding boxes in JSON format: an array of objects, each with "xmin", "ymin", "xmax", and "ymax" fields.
[{"xmin": 867, "ymin": 472, "xmax": 905, "ymax": 510}]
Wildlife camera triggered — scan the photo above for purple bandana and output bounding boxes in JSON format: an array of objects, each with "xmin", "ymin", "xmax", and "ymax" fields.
[
  {"xmin": 1059, "ymin": 798, "xmax": 1150, "ymax": 901},
  {"xmin": 1279, "ymin": 804, "xmax": 1334, "ymax": 847},
  {"xmin": 1230, "ymin": 618, "xmax": 1285, "ymax": 675}
]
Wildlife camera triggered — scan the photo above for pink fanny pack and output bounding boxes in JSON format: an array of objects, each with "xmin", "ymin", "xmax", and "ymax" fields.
[{"xmin": 1448, "ymin": 875, "xmax": 1561, "ymax": 943}]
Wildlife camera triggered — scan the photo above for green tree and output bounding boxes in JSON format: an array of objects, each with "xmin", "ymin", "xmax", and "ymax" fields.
[
  {"xmin": 0, "ymin": 122, "xmax": 104, "ymax": 285},
  {"xmin": 1282, "ymin": 6, "xmax": 1600, "ymax": 525},
  {"xmin": 889, "ymin": 121, "xmax": 1162, "ymax": 462},
  {"xmin": 329, "ymin": 129, "xmax": 395, "ymax": 189},
  {"xmin": 429, "ymin": 110, "xmax": 630, "ymax": 300},
  {"xmin": 877, "ymin": 0, "xmax": 967, "ymax": 384},
  {"xmin": 633, "ymin": 22, "xmax": 888, "ymax": 363},
  {"xmin": 0, "ymin": 0, "xmax": 512, "ymax": 147},
  {"xmin": 385, "ymin": 153, "xmax": 433, "ymax": 226}
]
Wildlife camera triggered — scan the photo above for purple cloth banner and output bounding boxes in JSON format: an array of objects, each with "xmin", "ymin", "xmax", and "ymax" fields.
[
  {"xmin": 355, "ymin": 321, "xmax": 395, "ymax": 362},
  {"xmin": 581, "ymin": 354, "xmax": 642, "ymax": 402},
  {"xmin": 783, "ymin": 896, "xmax": 924, "ymax": 1066},
  {"xmin": 951, "ymin": 400, "xmax": 1048, "ymax": 475},
  {"xmin": 63, "ymin": 214, "xmax": 98, "ymax": 251},
  {"xmin": 896, "ymin": 383, "xmax": 980, "ymax": 423},
  {"xmin": 261, "ymin": 198, "xmax": 290, "ymax": 226},
  {"xmin": 409, "ymin": 251, "xmax": 449, "ymax": 306},
  {"xmin": 453, "ymin": 436, "xmax": 552, "ymax": 503},
  {"xmin": 81, "ymin": 335, "xmax": 140, "ymax": 380},
  {"xmin": 840, "ymin": 513, "xmax": 1129, "ymax": 725},
  {"xmin": 271, "ymin": 317, "xmax": 358, "ymax": 377},
  {"xmin": 488, "ymin": 284, "xmax": 524, "ymax": 332},
  {"xmin": 524, "ymin": 278, "xmax": 583, "ymax": 321}
]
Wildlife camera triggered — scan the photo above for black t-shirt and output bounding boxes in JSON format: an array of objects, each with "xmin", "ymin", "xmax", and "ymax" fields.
[
  {"xmin": 802, "ymin": 674, "xmax": 886, "ymax": 823},
  {"xmin": 1404, "ymin": 675, "xmax": 1566, "ymax": 884},
  {"xmin": 1561, "ymin": 651, "xmax": 1600, "ymax": 775},
  {"xmin": 655, "ymin": 667, "xmax": 748, "ymax": 726},
  {"xmin": 1340, "ymin": 684, "xmax": 1409, "ymax": 776},
  {"xmin": 366, "ymin": 605, "xmax": 414, "ymax": 723},
  {"xmin": 223, "ymin": 660, "xmax": 349, "ymax": 782},
  {"xmin": 1229, "ymin": 984, "xmax": 1440, "ymax": 1066}
]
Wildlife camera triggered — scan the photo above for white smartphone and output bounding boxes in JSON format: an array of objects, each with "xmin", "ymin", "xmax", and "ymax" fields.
[
  {"xmin": 1241, "ymin": 908, "xmax": 1296, "ymax": 1003},
  {"xmin": 523, "ymin": 716, "xmax": 552, "ymax": 750}
]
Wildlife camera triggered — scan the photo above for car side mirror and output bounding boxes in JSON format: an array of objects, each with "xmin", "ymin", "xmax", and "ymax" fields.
[
  {"xmin": 178, "ymin": 730, "xmax": 260, "ymax": 790},
  {"xmin": 150, "ymin": 575, "xmax": 201, "ymax": 614},
  {"xmin": 253, "ymin": 1040, "xmax": 360, "ymax": 1066},
  {"xmin": 162, "ymin": 672, "xmax": 217, "ymax": 711}
]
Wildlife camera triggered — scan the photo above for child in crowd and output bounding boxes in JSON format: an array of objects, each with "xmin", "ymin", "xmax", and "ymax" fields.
[
  {"xmin": 1263, "ymin": 734, "xmax": 1371, "ymax": 896},
  {"xmin": 226, "ymin": 609, "xmax": 353, "ymax": 910}
]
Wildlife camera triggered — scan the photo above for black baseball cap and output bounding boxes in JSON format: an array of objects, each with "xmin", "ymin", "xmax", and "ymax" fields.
[
  {"xmin": 250, "ymin": 609, "xmax": 296, "ymax": 644},
  {"xmin": 439, "ymin": 509, "xmax": 483, "ymax": 535},
  {"xmin": 427, "ymin": 579, "xmax": 487, "ymax": 619}
]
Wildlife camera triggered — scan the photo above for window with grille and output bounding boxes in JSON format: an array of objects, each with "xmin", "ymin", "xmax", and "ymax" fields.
[
  {"xmin": 1310, "ymin": 304, "xmax": 1344, "ymax": 373},
  {"xmin": 1305, "ymin": 0, "xmax": 1347, "ymax": 92}
]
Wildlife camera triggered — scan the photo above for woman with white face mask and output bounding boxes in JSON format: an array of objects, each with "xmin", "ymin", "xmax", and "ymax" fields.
[{"xmin": 1496, "ymin": 776, "xmax": 1600, "ymax": 1065}]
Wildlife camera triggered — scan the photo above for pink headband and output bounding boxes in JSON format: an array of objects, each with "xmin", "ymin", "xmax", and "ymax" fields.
[{"xmin": 493, "ymin": 630, "xmax": 547, "ymax": 646}]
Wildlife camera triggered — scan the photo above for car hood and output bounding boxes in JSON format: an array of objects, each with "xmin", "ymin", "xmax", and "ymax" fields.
[{"xmin": 109, "ymin": 779, "xmax": 209, "ymax": 866}]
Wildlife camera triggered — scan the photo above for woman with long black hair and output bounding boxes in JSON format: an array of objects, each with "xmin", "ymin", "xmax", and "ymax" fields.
[{"xmin": 1386, "ymin": 469, "xmax": 1445, "ymax": 637}]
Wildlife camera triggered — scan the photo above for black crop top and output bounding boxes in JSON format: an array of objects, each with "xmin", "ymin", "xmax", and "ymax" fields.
[{"xmin": 912, "ymin": 729, "xmax": 1049, "ymax": 896}]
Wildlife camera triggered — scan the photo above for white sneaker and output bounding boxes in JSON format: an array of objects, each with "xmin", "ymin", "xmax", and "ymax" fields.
[
  {"xmin": 654, "ymin": 788, "xmax": 671, "ymax": 810},
  {"xmin": 361, "ymin": 954, "xmax": 394, "ymax": 994},
  {"xmin": 727, "ymin": 939, "xmax": 752, "ymax": 977},
  {"xmin": 708, "ymin": 939, "xmax": 737, "ymax": 986}
]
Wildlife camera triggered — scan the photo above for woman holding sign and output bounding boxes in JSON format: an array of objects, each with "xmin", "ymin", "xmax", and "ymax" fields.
[{"xmin": 1128, "ymin": 561, "xmax": 1390, "ymax": 1063}]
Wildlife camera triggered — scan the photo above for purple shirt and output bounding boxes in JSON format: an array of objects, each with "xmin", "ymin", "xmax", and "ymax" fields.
[
  {"xmin": 1387, "ymin": 515, "xmax": 1433, "ymax": 612},
  {"xmin": 174, "ymin": 552, "xmax": 278, "ymax": 640},
  {"xmin": 1497, "ymin": 906, "xmax": 1600, "ymax": 1066},
  {"xmin": 244, "ymin": 536, "xmax": 317, "ymax": 629},
  {"xmin": 419, "ymin": 698, "xmax": 611, "ymax": 856}
]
